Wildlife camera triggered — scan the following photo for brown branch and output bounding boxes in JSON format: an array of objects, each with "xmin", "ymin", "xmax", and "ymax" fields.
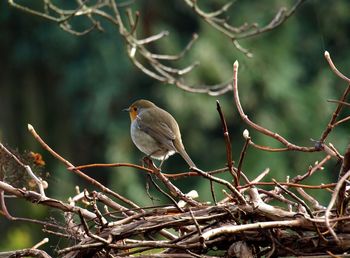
[
  {"xmin": 0, "ymin": 180, "xmax": 97, "ymax": 221},
  {"xmin": 291, "ymin": 155, "xmax": 331, "ymax": 184},
  {"xmin": 319, "ymin": 51, "xmax": 350, "ymax": 142},
  {"xmin": 201, "ymin": 219, "xmax": 303, "ymax": 241},
  {"xmin": 148, "ymin": 175, "xmax": 184, "ymax": 212},
  {"xmin": 27, "ymin": 124, "xmax": 141, "ymax": 210},
  {"xmin": 237, "ymin": 130, "xmax": 251, "ymax": 185},
  {"xmin": 333, "ymin": 115, "xmax": 350, "ymax": 127},
  {"xmin": 73, "ymin": 162, "xmax": 229, "ymax": 180},
  {"xmin": 327, "ymin": 99, "xmax": 350, "ymax": 107},
  {"xmin": 1, "ymin": 190, "xmax": 13, "ymax": 220},
  {"xmin": 232, "ymin": 61, "xmax": 317, "ymax": 152},
  {"xmin": 0, "ymin": 143, "xmax": 46, "ymax": 197},
  {"xmin": 325, "ymin": 168, "xmax": 350, "ymax": 244},
  {"xmin": 239, "ymin": 181, "xmax": 336, "ymax": 190},
  {"xmin": 184, "ymin": 0, "xmax": 306, "ymax": 57},
  {"xmin": 216, "ymin": 100, "xmax": 237, "ymax": 184},
  {"xmin": 192, "ymin": 167, "xmax": 246, "ymax": 204},
  {"xmin": 145, "ymin": 159, "xmax": 201, "ymax": 207},
  {"xmin": 209, "ymin": 179, "xmax": 217, "ymax": 205},
  {"xmin": 272, "ymin": 179, "xmax": 326, "ymax": 242},
  {"xmin": 296, "ymin": 188, "xmax": 325, "ymax": 210},
  {"xmin": 336, "ymin": 144, "xmax": 350, "ymax": 216},
  {"xmin": 0, "ymin": 248, "xmax": 51, "ymax": 258},
  {"xmin": 319, "ymin": 84, "xmax": 350, "ymax": 142},
  {"xmin": 8, "ymin": 0, "xmax": 289, "ymax": 95},
  {"xmin": 77, "ymin": 210, "xmax": 111, "ymax": 245},
  {"xmin": 324, "ymin": 51, "xmax": 350, "ymax": 83},
  {"xmin": 258, "ymin": 189, "xmax": 298, "ymax": 207},
  {"xmin": 71, "ymin": 162, "xmax": 154, "ymax": 174},
  {"xmin": 249, "ymin": 141, "xmax": 289, "ymax": 152}
]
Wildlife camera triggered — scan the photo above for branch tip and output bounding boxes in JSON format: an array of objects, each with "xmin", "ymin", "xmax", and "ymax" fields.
[
  {"xmin": 243, "ymin": 129, "xmax": 250, "ymax": 139},
  {"xmin": 27, "ymin": 124, "xmax": 34, "ymax": 131},
  {"xmin": 130, "ymin": 45, "xmax": 136, "ymax": 58},
  {"xmin": 32, "ymin": 237, "xmax": 49, "ymax": 249}
]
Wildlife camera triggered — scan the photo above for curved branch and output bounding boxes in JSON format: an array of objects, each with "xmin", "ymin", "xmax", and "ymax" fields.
[{"xmin": 232, "ymin": 61, "xmax": 316, "ymax": 152}]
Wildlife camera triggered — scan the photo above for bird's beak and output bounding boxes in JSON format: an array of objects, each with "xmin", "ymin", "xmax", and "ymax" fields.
[{"xmin": 123, "ymin": 107, "xmax": 130, "ymax": 112}]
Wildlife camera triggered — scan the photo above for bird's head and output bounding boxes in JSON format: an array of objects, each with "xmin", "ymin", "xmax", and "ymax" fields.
[{"xmin": 124, "ymin": 99, "xmax": 156, "ymax": 121}]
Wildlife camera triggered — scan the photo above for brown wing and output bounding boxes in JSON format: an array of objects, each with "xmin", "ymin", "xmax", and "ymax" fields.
[{"xmin": 136, "ymin": 107, "xmax": 177, "ymax": 152}]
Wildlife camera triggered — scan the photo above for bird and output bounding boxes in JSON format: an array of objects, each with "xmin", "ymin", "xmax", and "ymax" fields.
[{"xmin": 125, "ymin": 99, "xmax": 196, "ymax": 168}]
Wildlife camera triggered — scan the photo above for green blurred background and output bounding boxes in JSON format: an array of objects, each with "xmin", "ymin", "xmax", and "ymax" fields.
[{"xmin": 1, "ymin": 0, "xmax": 350, "ymax": 253}]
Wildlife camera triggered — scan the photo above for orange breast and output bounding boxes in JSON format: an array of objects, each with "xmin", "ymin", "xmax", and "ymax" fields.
[{"xmin": 129, "ymin": 108, "xmax": 138, "ymax": 121}]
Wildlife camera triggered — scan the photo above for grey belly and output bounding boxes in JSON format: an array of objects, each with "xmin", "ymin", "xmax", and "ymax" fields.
[{"xmin": 131, "ymin": 122, "xmax": 174, "ymax": 160}]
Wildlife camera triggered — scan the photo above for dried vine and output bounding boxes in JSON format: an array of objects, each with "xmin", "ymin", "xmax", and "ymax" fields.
[{"xmin": 2, "ymin": 51, "xmax": 350, "ymax": 257}]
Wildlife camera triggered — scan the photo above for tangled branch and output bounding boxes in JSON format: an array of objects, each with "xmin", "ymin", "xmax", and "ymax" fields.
[
  {"xmin": 8, "ymin": 0, "xmax": 306, "ymax": 95},
  {"xmin": 2, "ymin": 51, "xmax": 350, "ymax": 257},
  {"xmin": 183, "ymin": 0, "xmax": 306, "ymax": 57}
]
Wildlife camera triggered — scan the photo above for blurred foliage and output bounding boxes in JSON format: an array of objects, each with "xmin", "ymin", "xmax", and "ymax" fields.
[{"xmin": 1, "ymin": 0, "xmax": 350, "ymax": 253}]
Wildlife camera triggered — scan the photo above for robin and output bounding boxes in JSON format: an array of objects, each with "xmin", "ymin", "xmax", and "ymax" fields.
[{"xmin": 125, "ymin": 99, "xmax": 196, "ymax": 168}]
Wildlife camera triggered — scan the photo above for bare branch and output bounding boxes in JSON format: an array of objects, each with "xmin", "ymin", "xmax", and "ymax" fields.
[
  {"xmin": 183, "ymin": 0, "xmax": 306, "ymax": 57},
  {"xmin": 0, "ymin": 143, "xmax": 47, "ymax": 197},
  {"xmin": 232, "ymin": 61, "xmax": 317, "ymax": 152},
  {"xmin": 27, "ymin": 124, "xmax": 141, "ymax": 210},
  {"xmin": 7, "ymin": 0, "xmax": 303, "ymax": 95},
  {"xmin": 216, "ymin": 100, "xmax": 237, "ymax": 184},
  {"xmin": 0, "ymin": 180, "xmax": 97, "ymax": 220},
  {"xmin": 0, "ymin": 248, "xmax": 51, "ymax": 258}
]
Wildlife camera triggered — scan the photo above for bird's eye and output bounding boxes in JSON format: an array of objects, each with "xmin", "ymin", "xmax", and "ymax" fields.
[{"xmin": 133, "ymin": 107, "xmax": 137, "ymax": 112}]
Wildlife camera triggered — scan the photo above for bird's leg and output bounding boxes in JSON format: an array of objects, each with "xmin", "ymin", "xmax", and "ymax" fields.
[
  {"xmin": 142, "ymin": 150, "xmax": 163, "ymax": 171},
  {"xmin": 142, "ymin": 156, "xmax": 156, "ymax": 169},
  {"xmin": 144, "ymin": 150, "xmax": 166, "ymax": 171},
  {"xmin": 158, "ymin": 153, "xmax": 170, "ymax": 171},
  {"xmin": 158, "ymin": 158, "xmax": 165, "ymax": 171}
]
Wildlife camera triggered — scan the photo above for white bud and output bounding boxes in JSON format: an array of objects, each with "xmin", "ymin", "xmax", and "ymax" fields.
[
  {"xmin": 243, "ymin": 129, "xmax": 250, "ymax": 139},
  {"xmin": 130, "ymin": 45, "xmax": 137, "ymax": 58},
  {"xmin": 177, "ymin": 190, "xmax": 199, "ymax": 208},
  {"xmin": 186, "ymin": 190, "xmax": 199, "ymax": 199}
]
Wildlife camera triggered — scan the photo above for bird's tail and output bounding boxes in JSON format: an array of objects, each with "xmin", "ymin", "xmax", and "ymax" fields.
[{"xmin": 178, "ymin": 148, "xmax": 196, "ymax": 168}]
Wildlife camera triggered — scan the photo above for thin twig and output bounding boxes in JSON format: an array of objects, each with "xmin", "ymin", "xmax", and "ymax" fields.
[
  {"xmin": 237, "ymin": 130, "xmax": 251, "ymax": 185},
  {"xmin": 0, "ymin": 143, "xmax": 46, "ymax": 197},
  {"xmin": 319, "ymin": 51, "xmax": 350, "ymax": 142},
  {"xmin": 77, "ymin": 210, "xmax": 111, "ymax": 245},
  {"xmin": 147, "ymin": 161, "xmax": 201, "ymax": 207},
  {"xmin": 32, "ymin": 238, "xmax": 49, "ymax": 249},
  {"xmin": 0, "ymin": 180, "xmax": 98, "ymax": 220},
  {"xmin": 27, "ymin": 124, "xmax": 141, "ymax": 210},
  {"xmin": 148, "ymin": 175, "xmax": 184, "ymax": 212},
  {"xmin": 209, "ymin": 180, "xmax": 217, "ymax": 205},
  {"xmin": 336, "ymin": 144, "xmax": 350, "ymax": 216},
  {"xmin": 325, "ymin": 169, "xmax": 350, "ymax": 244},
  {"xmin": 232, "ymin": 61, "xmax": 317, "ymax": 152},
  {"xmin": 324, "ymin": 51, "xmax": 350, "ymax": 83},
  {"xmin": 184, "ymin": 0, "xmax": 305, "ymax": 56},
  {"xmin": 216, "ymin": 100, "xmax": 237, "ymax": 184},
  {"xmin": 192, "ymin": 167, "xmax": 246, "ymax": 204},
  {"xmin": 291, "ymin": 155, "xmax": 331, "ymax": 184},
  {"xmin": 272, "ymin": 179, "xmax": 326, "ymax": 242}
]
